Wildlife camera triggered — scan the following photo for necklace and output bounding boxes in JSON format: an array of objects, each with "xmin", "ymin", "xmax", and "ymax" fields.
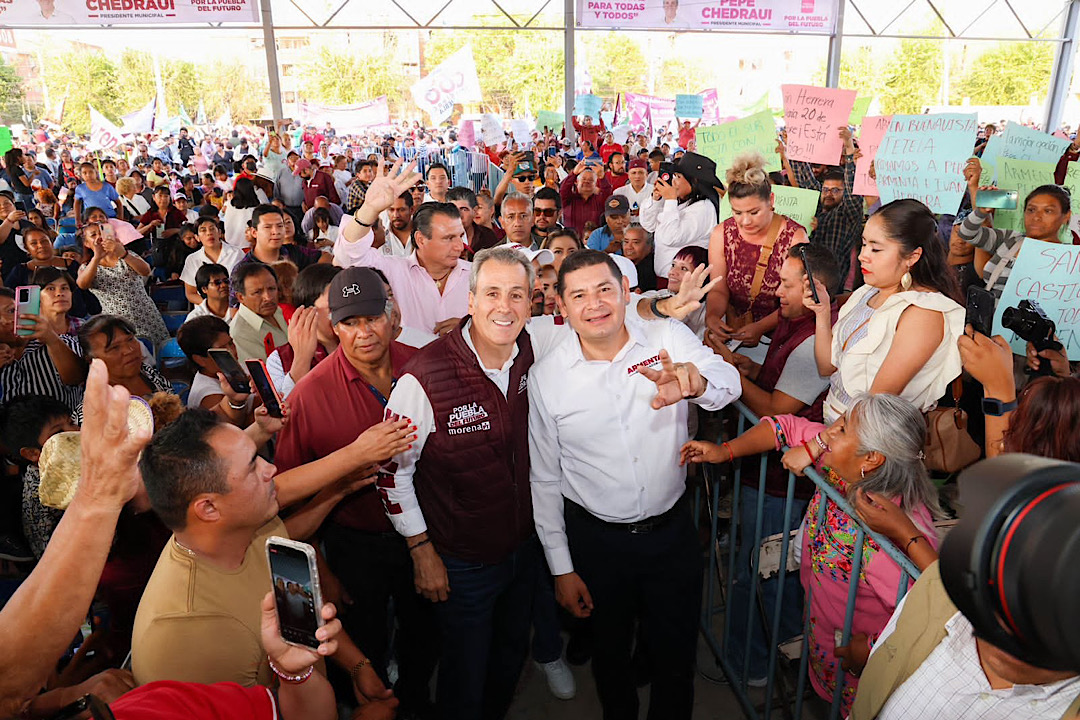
[
  {"xmin": 173, "ymin": 537, "xmax": 197, "ymax": 557},
  {"xmin": 432, "ymin": 268, "xmax": 453, "ymax": 291}
]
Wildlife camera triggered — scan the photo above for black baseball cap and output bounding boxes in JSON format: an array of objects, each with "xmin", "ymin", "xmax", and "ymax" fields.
[
  {"xmin": 604, "ymin": 195, "xmax": 630, "ymax": 217},
  {"xmin": 328, "ymin": 267, "xmax": 388, "ymax": 324}
]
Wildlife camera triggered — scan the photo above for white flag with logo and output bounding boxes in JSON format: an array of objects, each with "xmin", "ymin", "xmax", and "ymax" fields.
[
  {"xmin": 89, "ymin": 106, "xmax": 125, "ymax": 152},
  {"xmin": 410, "ymin": 45, "xmax": 483, "ymax": 124}
]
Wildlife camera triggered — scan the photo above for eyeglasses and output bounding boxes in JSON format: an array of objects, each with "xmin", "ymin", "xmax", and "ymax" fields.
[
  {"xmin": 207, "ymin": 278, "xmax": 230, "ymax": 287},
  {"xmin": 821, "ymin": 187, "xmax": 845, "ymax": 195},
  {"xmin": 516, "ymin": 175, "xmax": 536, "ymax": 182},
  {"xmin": 415, "ymin": 185, "xmax": 427, "ymax": 192},
  {"xmin": 534, "ymin": 208, "xmax": 558, "ymax": 217}
]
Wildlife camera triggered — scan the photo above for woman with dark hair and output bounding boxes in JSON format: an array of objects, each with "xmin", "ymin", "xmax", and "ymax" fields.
[
  {"xmin": 706, "ymin": 151, "xmax": 809, "ymax": 348},
  {"xmin": 136, "ymin": 185, "xmax": 185, "ymax": 250},
  {"xmin": 77, "ymin": 315, "xmax": 172, "ymax": 414},
  {"xmin": 4, "ymin": 225, "xmax": 100, "ymax": 318},
  {"xmin": 77, "ymin": 222, "xmax": 169, "ymax": 345},
  {"xmin": 309, "ymin": 206, "xmax": 338, "ymax": 250},
  {"xmin": 222, "ymin": 176, "xmax": 261, "ymax": 249},
  {"xmin": 958, "ymin": 158, "xmax": 1073, "ymax": 298},
  {"xmin": 4, "ymin": 148, "xmax": 37, "ymax": 212},
  {"xmin": 805, "ymin": 198, "xmax": 964, "ymax": 424},
  {"xmin": 640, "ymin": 151, "xmax": 721, "ymax": 289},
  {"xmin": 0, "ymin": 267, "xmax": 88, "ymax": 409},
  {"xmin": 539, "ymin": 228, "xmax": 582, "ymax": 272}
]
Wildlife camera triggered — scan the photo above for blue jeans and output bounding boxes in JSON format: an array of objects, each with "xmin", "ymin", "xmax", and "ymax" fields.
[
  {"xmin": 434, "ymin": 537, "xmax": 539, "ymax": 720},
  {"xmin": 531, "ymin": 562, "xmax": 563, "ymax": 664},
  {"xmin": 724, "ymin": 485, "xmax": 808, "ymax": 680}
]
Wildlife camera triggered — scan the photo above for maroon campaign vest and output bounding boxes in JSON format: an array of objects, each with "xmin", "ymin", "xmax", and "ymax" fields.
[
  {"xmin": 740, "ymin": 304, "xmax": 837, "ymax": 499},
  {"xmin": 399, "ymin": 321, "xmax": 535, "ymax": 564},
  {"xmin": 276, "ymin": 342, "xmax": 331, "ymax": 375}
]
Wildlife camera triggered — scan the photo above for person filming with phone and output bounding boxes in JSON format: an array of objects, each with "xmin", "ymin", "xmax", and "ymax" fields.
[{"xmin": 956, "ymin": 159, "xmax": 1074, "ymax": 299}]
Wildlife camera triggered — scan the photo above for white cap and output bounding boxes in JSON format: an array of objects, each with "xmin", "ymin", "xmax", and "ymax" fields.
[
  {"xmin": 610, "ymin": 254, "xmax": 639, "ymax": 290},
  {"xmin": 506, "ymin": 243, "xmax": 555, "ymax": 267}
]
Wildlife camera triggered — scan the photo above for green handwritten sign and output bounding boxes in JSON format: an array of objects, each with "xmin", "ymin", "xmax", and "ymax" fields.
[
  {"xmin": 996, "ymin": 158, "xmax": 1058, "ymax": 234},
  {"xmin": 848, "ymin": 97, "xmax": 873, "ymax": 126},
  {"xmin": 718, "ymin": 184, "xmax": 820, "ymax": 231},
  {"xmin": 535, "ymin": 110, "xmax": 565, "ymax": 132},
  {"xmin": 0, "ymin": 127, "xmax": 11, "ymax": 155},
  {"xmin": 993, "ymin": 238, "xmax": 1080, "ymax": 355},
  {"xmin": 696, "ymin": 110, "xmax": 780, "ymax": 176}
]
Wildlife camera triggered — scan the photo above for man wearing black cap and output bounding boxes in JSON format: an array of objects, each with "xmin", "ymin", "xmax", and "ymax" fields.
[
  {"xmin": 276, "ymin": 266, "xmax": 439, "ymax": 719},
  {"xmin": 586, "ymin": 195, "xmax": 631, "ymax": 254}
]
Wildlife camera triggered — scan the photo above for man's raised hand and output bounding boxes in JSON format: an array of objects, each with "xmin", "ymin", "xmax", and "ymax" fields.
[
  {"xmin": 637, "ymin": 350, "xmax": 705, "ymax": 409},
  {"xmin": 356, "ymin": 158, "xmax": 422, "ymax": 225}
]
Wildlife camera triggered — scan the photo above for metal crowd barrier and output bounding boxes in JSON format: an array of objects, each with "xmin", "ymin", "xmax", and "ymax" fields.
[
  {"xmin": 404, "ymin": 148, "xmax": 505, "ymax": 195},
  {"xmin": 699, "ymin": 401, "xmax": 922, "ymax": 720}
]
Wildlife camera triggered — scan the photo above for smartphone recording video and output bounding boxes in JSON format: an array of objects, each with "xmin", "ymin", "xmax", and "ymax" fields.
[{"xmin": 267, "ymin": 537, "xmax": 324, "ymax": 649}]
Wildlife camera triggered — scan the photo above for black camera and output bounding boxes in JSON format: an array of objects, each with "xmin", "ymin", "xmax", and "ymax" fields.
[
  {"xmin": 939, "ymin": 455, "xmax": 1080, "ymax": 673},
  {"xmin": 1000, "ymin": 299, "xmax": 1062, "ymax": 375}
]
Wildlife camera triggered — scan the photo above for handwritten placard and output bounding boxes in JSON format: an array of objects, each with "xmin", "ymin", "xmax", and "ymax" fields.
[
  {"xmin": 696, "ymin": 110, "xmax": 780, "ymax": 175},
  {"xmin": 854, "ymin": 115, "xmax": 892, "ymax": 197},
  {"xmin": 873, "ymin": 113, "xmax": 979, "ymax": 215},
  {"xmin": 480, "ymin": 114, "xmax": 505, "ymax": 147},
  {"xmin": 781, "ymin": 84, "xmax": 857, "ymax": 165},
  {"xmin": 510, "ymin": 119, "xmax": 531, "ymax": 145},
  {"xmin": 676, "ymin": 94, "xmax": 704, "ymax": 119},
  {"xmin": 718, "ymin": 184, "xmax": 819, "ymax": 231},
  {"xmin": 993, "ymin": 238, "xmax": 1080, "ymax": 355},
  {"xmin": 573, "ymin": 93, "xmax": 603, "ymax": 118},
  {"xmin": 848, "ymin": 96, "xmax": 873, "ymax": 126},
  {"xmin": 995, "ymin": 158, "xmax": 1058, "ymax": 234},
  {"xmin": 997, "ymin": 123, "xmax": 1070, "ymax": 165},
  {"xmin": 535, "ymin": 110, "xmax": 565, "ymax": 132}
]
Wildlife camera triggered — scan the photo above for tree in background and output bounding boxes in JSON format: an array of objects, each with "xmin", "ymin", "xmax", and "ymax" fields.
[
  {"xmin": 200, "ymin": 63, "xmax": 267, "ymax": 124},
  {"xmin": 298, "ymin": 46, "xmax": 408, "ymax": 108},
  {"xmin": 0, "ymin": 58, "xmax": 25, "ymax": 125},
  {"xmin": 423, "ymin": 32, "xmax": 563, "ymax": 118},
  {"xmin": 955, "ymin": 41, "xmax": 1055, "ymax": 106},
  {"xmin": 42, "ymin": 50, "xmax": 121, "ymax": 135},
  {"xmin": 581, "ymin": 32, "xmax": 647, "ymax": 101}
]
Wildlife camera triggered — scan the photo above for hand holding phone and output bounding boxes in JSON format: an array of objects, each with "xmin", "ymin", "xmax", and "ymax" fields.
[
  {"xmin": 246, "ymin": 359, "xmax": 284, "ymax": 418},
  {"xmin": 209, "ymin": 348, "xmax": 251, "ymax": 395},
  {"xmin": 975, "ymin": 189, "xmax": 1019, "ymax": 211},
  {"xmin": 965, "ymin": 286, "xmax": 996, "ymax": 337},
  {"xmin": 15, "ymin": 286, "xmax": 41, "ymax": 337},
  {"xmin": 267, "ymin": 537, "xmax": 325, "ymax": 649}
]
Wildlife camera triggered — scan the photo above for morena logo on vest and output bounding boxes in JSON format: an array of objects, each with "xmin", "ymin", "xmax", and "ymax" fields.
[{"xmin": 447, "ymin": 402, "xmax": 490, "ymax": 434}]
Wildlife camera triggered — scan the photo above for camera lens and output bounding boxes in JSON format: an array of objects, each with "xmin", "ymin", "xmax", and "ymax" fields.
[
  {"xmin": 1000, "ymin": 306, "xmax": 1018, "ymax": 330},
  {"xmin": 940, "ymin": 455, "xmax": 1080, "ymax": 672}
]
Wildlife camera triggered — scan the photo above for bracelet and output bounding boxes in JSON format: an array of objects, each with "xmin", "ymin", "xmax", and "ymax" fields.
[
  {"xmin": 802, "ymin": 441, "xmax": 817, "ymax": 463},
  {"xmin": 353, "ymin": 212, "xmax": 374, "ymax": 228},
  {"xmin": 227, "ymin": 398, "xmax": 247, "ymax": 410},
  {"xmin": 268, "ymin": 658, "xmax": 313, "ymax": 684},
  {"xmin": 349, "ymin": 657, "xmax": 372, "ymax": 684},
  {"xmin": 905, "ymin": 535, "xmax": 924, "ymax": 554},
  {"xmin": 649, "ymin": 297, "xmax": 669, "ymax": 319},
  {"xmin": 409, "ymin": 538, "xmax": 431, "ymax": 553},
  {"xmin": 721, "ymin": 441, "xmax": 735, "ymax": 464}
]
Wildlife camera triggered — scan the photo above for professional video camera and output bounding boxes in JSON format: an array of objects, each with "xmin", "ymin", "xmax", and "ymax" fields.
[
  {"xmin": 940, "ymin": 454, "xmax": 1080, "ymax": 673},
  {"xmin": 1001, "ymin": 299, "xmax": 1063, "ymax": 376}
]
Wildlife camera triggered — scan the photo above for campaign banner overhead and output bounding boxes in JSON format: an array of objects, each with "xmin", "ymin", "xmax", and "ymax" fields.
[
  {"xmin": 576, "ymin": 0, "xmax": 838, "ymax": 33},
  {"xmin": 299, "ymin": 98, "xmax": 391, "ymax": 134},
  {"xmin": 0, "ymin": 0, "xmax": 259, "ymax": 25}
]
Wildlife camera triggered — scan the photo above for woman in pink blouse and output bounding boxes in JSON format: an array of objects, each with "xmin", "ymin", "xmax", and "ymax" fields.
[{"xmin": 682, "ymin": 393, "xmax": 942, "ymax": 714}]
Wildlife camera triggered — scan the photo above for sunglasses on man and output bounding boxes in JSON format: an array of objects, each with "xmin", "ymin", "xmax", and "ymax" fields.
[
  {"xmin": 533, "ymin": 208, "xmax": 557, "ymax": 217},
  {"xmin": 515, "ymin": 175, "xmax": 536, "ymax": 183}
]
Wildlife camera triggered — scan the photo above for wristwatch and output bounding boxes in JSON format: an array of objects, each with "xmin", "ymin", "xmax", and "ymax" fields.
[{"xmin": 982, "ymin": 397, "xmax": 1017, "ymax": 416}]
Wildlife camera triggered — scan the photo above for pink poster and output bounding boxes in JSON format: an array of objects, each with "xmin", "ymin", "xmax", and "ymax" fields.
[
  {"xmin": 624, "ymin": 93, "xmax": 652, "ymax": 134},
  {"xmin": 698, "ymin": 88, "xmax": 721, "ymax": 125},
  {"xmin": 650, "ymin": 97, "xmax": 677, "ymax": 132},
  {"xmin": 458, "ymin": 119, "xmax": 477, "ymax": 149},
  {"xmin": 781, "ymin": 84, "xmax": 857, "ymax": 165},
  {"xmin": 854, "ymin": 115, "xmax": 893, "ymax": 197}
]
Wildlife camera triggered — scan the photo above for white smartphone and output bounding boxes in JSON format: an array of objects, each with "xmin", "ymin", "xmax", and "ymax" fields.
[{"xmin": 266, "ymin": 536, "xmax": 325, "ymax": 649}]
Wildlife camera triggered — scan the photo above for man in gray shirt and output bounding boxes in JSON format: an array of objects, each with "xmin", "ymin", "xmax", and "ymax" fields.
[{"xmin": 274, "ymin": 156, "xmax": 305, "ymax": 223}]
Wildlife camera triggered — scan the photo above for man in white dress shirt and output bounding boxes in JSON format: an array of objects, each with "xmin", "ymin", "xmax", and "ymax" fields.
[{"xmin": 529, "ymin": 249, "xmax": 740, "ymax": 719}]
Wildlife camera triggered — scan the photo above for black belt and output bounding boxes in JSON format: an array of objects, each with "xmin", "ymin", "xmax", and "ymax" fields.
[{"xmin": 565, "ymin": 495, "xmax": 688, "ymax": 535}]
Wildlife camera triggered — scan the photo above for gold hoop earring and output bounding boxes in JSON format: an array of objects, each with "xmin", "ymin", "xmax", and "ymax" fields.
[{"xmin": 900, "ymin": 271, "xmax": 912, "ymax": 291}]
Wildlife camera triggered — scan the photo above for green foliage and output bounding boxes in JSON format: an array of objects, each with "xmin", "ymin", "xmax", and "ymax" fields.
[
  {"xmin": 955, "ymin": 42, "xmax": 1055, "ymax": 106},
  {"xmin": 878, "ymin": 38, "xmax": 942, "ymax": 114},
  {"xmin": 42, "ymin": 50, "xmax": 120, "ymax": 135},
  {"xmin": 0, "ymin": 57, "xmax": 25, "ymax": 125},
  {"xmin": 654, "ymin": 56, "xmax": 712, "ymax": 96},
  {"xmin": 581, "ymin": 32, "xmax": 646, "ymax": 99},
  {"xmin": 298, "ymin": 46, "xmax": 408, "ymax": 108},
  {"xmin": 424, "ymin": 32, "xmax": 563, "ymax": 117},
  {"xmin": 200, "ymin": 63, "xmax": 267, "ymax": 124}
]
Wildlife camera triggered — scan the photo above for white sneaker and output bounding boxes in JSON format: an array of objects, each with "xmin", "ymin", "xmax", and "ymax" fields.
[{"xmin": 537, "ymin": 657, "xmax": 576, "ymax": 700}]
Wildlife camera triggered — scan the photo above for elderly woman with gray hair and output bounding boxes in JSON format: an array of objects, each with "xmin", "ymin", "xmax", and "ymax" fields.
[{"xmin": 682, "ymin": 392, "xmax": 941, "ymax": 715}]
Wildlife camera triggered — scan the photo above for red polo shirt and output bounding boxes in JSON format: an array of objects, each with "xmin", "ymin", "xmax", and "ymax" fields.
[{"xmin": 275, "ymin": 342, "xmax": 417, "ymax": 532}]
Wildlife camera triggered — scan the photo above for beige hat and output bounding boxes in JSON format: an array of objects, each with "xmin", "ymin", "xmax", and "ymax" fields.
[{"xmin": 38, "ymin": 397, "xmax": 154, "ymax": 510}]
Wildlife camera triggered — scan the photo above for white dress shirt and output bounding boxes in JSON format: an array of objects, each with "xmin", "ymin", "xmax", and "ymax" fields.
[
  {"xmin": 638, "ymin": 196, "xmax": 716, "ymax": 279},
  {"xmin": 333, "ymin": 216, "xmax": 470, "ymax": 333},
  {"xmin": 382, "ymin": 316, "xmax": 572, "ymax": 539},
  {"xmin": 874, "ymin": 601, "xmax": 1080, "ymax": 720},
  {"xmin": 529, "ymin": 313, "xmax": 740, "ymax": 576},
  {"xmin": 180, "ymin": 243, "xmax": 245, "ymax": 286}
]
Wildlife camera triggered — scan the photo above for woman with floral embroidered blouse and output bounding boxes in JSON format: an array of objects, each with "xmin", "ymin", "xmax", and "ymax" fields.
[{"xmin": 681, "ymin": 393, "xmax": 942, "ymax": 714}]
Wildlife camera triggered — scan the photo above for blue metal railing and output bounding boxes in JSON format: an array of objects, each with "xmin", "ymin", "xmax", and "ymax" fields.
[{"xmin": 700, "ymin": 401, "xmax": 921, "ymax": 720}]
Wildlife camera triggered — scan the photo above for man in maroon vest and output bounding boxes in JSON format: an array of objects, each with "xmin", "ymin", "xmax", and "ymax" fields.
[{"xmin": 710, "ymin": 242, "xmax": 840, "ymax": 684}]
